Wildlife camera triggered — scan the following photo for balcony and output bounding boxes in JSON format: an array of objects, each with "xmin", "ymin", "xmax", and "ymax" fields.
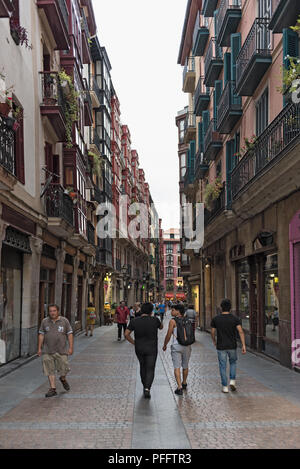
[
  {"xmin": 81, "ymin": 12, "xmax": 91, "ymax": 64},
  {"xmin": 194, "ymin": 77, "xmax": 210, "ymax": 116},
  {"xmin": 91, "ymin": 184, "xmax": 104, "ymax": 204},
  {"xmin": 37, "ymin": 0, "xmax": 70, "ymax": 50},
  {"xmin": 40, "ymin": 72, "xmax": 66, "ymax": 141},
  {"xmin": 195, "ymin": 148, "xmax": 209, "ymax": 179},
  {"xmin": 0, "ymin": 115, "xmax": 17, "ymax": 191},
  {"xmin": 182, "ymin": 57, "xmax": 196, "ymax": 93},
  {"xmin": 232, "ymin": 103, "xmax": 300, "ymax": 200},
  {"xmin": 204, "ymin": 119, "xmax": 223, "ymax": 161},
  {"xmin": 90, "ymin": 128, "xmax": 101, "ymax": 155},
  {"xmin": 236, "ymin": 18, "xmax": 273, "ymax": 96},
  {"xmin": 90, "ymin": 77, "xmax": 101, "ymax": 108},
  {"xmin": 269, "ymin": 0, "xmax": 300, "ymax": 33},
  {"xmin": 45, "ymin": 184, "xmax": 75, "ymax": 238},
  {"xmin": 83, "ymin": 79, "xmax": 93, "ymax": 126},
  {"xmin": 184, "ymin": 112, "xmax": 196, "ymax": 143},
  {"xmin": 204, "ymin": 38, "xmax": 223, "ymax": 87},
  {"xmin": 183, "ymin": 167, "xmax": 195, "ymax": 194},
  {"xmin": 87, "ymin": 221, "xmax": 95, "ymax": 245},
  {"xmin": 0, "ymin": 0, "xmax": 13, "ymax": 17},
  {"xmin": 205, "ymin": 185, "xmax": 226, "ymax": 225},
  {"xmin": 96, "ymin": 247, "xmax": 113, "ymax": 269},
  {"xmin": 192, "ymin": 12, "xmax": 209, "ymax": 56},
  {"xmin": 203, "ymin": 0, "xmax": 218, "ymax": 17},
  {"xmin": 217, "ymin": 81, "xmax": 242, "ymax": 134},
  {"xmin": 216, "ymin": 0, "xmax": 242, "ymax": 47}
]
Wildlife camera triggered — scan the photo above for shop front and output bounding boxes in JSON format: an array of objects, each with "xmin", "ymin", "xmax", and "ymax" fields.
[
  {"xmin": 290, "ymin": 210, "xmax": 300, "ymax": 370},
  {"xmin": 236, "ymin": 249, "xmax": 280, "ymax": 360}
]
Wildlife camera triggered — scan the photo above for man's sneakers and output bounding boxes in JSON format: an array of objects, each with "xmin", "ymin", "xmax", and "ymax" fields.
[
  {"xmin": 230, "ymin": 380, "xmax": 237, "ymax": 392},
  {"xmin": 45, "ymin": 388, "xmax": 57, "ymax": 398},
  {"xmin": 175, "ymin": 388, "xmax": 183, "ymax": 396},
  {"xmin": 222, "ymin": 381, "xmax": 237, "ymax": 393},
  {"xmin": 59, "ymin": 377, "xmax": 70, "ymax": 391}
]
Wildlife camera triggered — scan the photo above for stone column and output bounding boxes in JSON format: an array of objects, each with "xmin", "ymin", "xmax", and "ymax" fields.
[
  {"xmin": 22, "ymin": 236, "xmax": 43, "ymax": 357},
  {"xmin": 94, "ymin": 274, "xmax": 101, "ymax": 326},
  {"xmin": 55, "ymin": 242, "xmax": 66, "ymax": 307}
]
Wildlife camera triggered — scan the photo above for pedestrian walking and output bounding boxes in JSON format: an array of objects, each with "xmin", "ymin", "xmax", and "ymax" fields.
[
  {"xmin": 115, "ymin": 301, "xmax": 130, "ymax": 341},
  {"xmin": 85, "ymin": 302, "xmax": 96, "ymax": 337},
  {"xmin": 129, "ymin": 306, "xmax": 135, "ymax": 319},
  {"xmin": 185, "ymin": 304, "xmax": 197, "ymax": 332},
  {"xmin": 163, "ymin": 304, "xmax": 195, "ymax": 396},
  {"xmin": 211, "ymin": 299, "xmax": 246, "ymax": 393},
  {"xmin": 158, "ymin": 302, "xmax": 166, "ymax": 322},
  {"xmin": 134, "ymin": 302, "xmax": 142, "ymax": 318},
  {"xmin": 125, "ymin": 303, "xmax": 163, "ymax": 399},
  {"xmin": 38, "ymin": 304, "xmax": 73, "ymax": 398}
]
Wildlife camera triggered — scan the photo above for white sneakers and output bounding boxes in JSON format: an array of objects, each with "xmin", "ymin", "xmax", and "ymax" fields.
[
  {"xmin": 222, "ymin": 381, "xmax": 237, "ymax": 393},
  {"xmin": 230, "ymin": 380, "xmax": 237, "ymax": 392}
]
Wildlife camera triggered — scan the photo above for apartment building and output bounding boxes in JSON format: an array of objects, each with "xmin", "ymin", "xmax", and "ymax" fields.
[
  {"xmin": 0, "ymin": 0, "xmax": 161, "ymax": 365},
  {"xmin": 178, "ymin": 0, "xmax": 300, "ymax": 368},
  {"xmin": 163, "ymin": 228, "xmax": 184, "ymax": 302}
]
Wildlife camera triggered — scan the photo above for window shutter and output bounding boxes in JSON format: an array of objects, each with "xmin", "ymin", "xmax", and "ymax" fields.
[
  {"xmin": 224, "ymin": 52, "xmax": 231, "ymax": 85},
  {"xmin": 202, "ymin": 110, "xmax": 210, "ymax": 139},
  {"xmin": 15, "ymin": 113, "xmax": 25, "ymax": 184},
  {"xmin": 198, "ymin": 122, "xmax": 204, "ymax": 154},
  {"xmin": 214, "ymin": 80, "xmax": 223, "ymax": 129},
  {"xmin": 283, "ymin": 28, "xmax": 299, "ymax": 69},
  {"xmin": 231, "ymin": 33, "xmax": 241, "ymax": 83},
  {"xmin": 214, "ymin": 10, "xmax": 222, "ymax": 57},
  {"xmin": 190, "ymin": 140, "xmax": 196, "ymax": 179},
  {"xmin": 226, "ymin": 140, "xmax": 235, "ymax": 209}
]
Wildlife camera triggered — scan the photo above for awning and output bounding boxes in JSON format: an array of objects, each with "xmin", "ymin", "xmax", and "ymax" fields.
[
  {"xmin": 165, "ymin": 293, "xmax": 175, "ymax": 299},
  {"xmin": 176, "ymin": 293, "xmax": 186, "ymax": 299}
]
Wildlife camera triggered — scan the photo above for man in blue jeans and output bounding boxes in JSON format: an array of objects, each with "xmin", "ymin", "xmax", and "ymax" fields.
[{"xmin": 211, "ymin": 299, "xmax": 246, "ymax": 393}]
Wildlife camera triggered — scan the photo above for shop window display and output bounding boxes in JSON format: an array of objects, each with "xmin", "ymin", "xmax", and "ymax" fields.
[
  {"xmin": 237, "ymin": 260, "xmax": 250, "ymax": 331},
  {"xmin": 264, "ymin": 253, "xmax": 279, "ymax": 342}
]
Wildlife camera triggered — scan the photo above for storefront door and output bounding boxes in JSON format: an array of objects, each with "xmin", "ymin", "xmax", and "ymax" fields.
[
  {"xmin": 290, "ymin": 211, "xmax": 300, "ymax": 368},
  {"xmin": 1, "ymin": 246, "xmax": 22, "ymax": 363}
]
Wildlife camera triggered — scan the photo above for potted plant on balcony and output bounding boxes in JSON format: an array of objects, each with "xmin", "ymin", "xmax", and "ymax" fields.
[
  {"xmin": 204, "ymin": 177, "xmax": 223, "ymax": 211},
  {"xmin": 10, "ymin": 21, "xmax": 33, "ymax": 49},
  {"xmin": 58, "ymin": 70, "xmax": 79, "ymax": 149},
  {"xmin": 88, "ymin": 151, "xmax": 102, "ymax": 179}
]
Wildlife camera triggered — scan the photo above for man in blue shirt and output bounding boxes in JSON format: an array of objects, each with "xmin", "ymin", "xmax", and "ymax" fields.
[{"xmin": 158, "ymin": 302, "xmax": 166, "ymax": 322}]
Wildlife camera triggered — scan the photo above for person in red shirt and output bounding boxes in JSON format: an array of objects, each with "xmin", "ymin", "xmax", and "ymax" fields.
[{"xmin": 115, "ymin": 301, "xmax": 130, "ymax": 341}]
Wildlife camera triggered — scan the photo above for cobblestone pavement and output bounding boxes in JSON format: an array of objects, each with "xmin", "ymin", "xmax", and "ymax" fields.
[{"xmin": 1, "ymin": 316, "xmax": 300, "ymax": 449}]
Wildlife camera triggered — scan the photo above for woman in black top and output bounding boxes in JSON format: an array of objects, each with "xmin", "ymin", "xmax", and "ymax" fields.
[{"xmin": 125, "ymin": 303, "xmax": 163, "ymax": 399}]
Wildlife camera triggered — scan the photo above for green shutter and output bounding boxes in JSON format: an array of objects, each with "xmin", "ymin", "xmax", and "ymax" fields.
[
  {"xmin": 202, "ymin": 110, "xmax": 210, "ymax": 138},
  {"xmin": 224, "ymin": 52, "xmax": 231, "ymax": 85},
  {"xmin": 198, "ymin": 122, "xmax": 203, "ymax": 154},
  {"xmin": 231, "ymin": 33, "xmax": 241, "ymax": 83},
  {"xmin": 214, "ymin": 10, "xmax": 222, "ymax": 58},
  {"xmin": 283, "ymin": 28, "xmax": 299, "ymax": 68},
  {"xmin": 190, "ymin": 140, "xmax": 196, "ymax": 180},
  {"xmin": 226, "ymin": 140, "xmax": 235, "ymax": 209},
  {"xmin": 214, "ymin": 80, "xmax": 223, "ymax": 129}
]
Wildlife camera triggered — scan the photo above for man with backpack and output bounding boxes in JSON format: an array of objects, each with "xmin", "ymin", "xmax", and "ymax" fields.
[{"xmin": 163, "ymin": 304, "xmax": 195, "ymax": 396}]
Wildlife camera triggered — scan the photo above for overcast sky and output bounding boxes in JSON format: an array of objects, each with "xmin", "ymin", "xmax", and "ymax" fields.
[{"xmin": 93, "ymin": 0, "xmax": 187, "ymax": 231}]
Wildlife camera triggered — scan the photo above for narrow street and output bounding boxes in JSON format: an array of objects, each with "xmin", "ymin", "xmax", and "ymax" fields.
[{"xmin": 1, "ymin": 318, "xmax": 300, "ymax": 450}]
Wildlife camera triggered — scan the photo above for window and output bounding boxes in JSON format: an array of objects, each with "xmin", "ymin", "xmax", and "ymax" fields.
[
  {"xmin": 180, "ymin": 152, "xmax": 187, "ymax": 180},
  {"xmin": 166, "ymin": 280, "xmax": 174, "ymax": 291},
  {"xmin": 166, "ymin": 243, "xmax": 173, "ymax": 254},
  {"xmin": 264, "ymin": 253, "xmax": 279, "ymax": 342},
  {"xmin": 166, "ymin": 255, "xmax": 173, "ymax": 266},
  {"xmin": 166, "ymin": 267, "xmax": 174, "ymax": 278},
  {"xmin": 237, "ymin": 260, "xmax": 250, "ymax": 331},
  {"xmin": 179, "ymin": 119, "xmax": 185, "ymax": 143},
  {"xmin": 256, "ymin": 88, "xmax": 269, "ymax": 136}
]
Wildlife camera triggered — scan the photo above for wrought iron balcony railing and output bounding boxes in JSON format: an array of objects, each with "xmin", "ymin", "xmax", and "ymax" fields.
[
  {"xmin": 40, "ymin": 71, "xmax": 66, "ymax": 115},
  {"xmin": 0, "ymin": 115, "xmax": 16, "ymax": 175},
  {"xmin": 232, "ymin": 103, "xmax": 300, "ymax": 199},
  {"xmin": 192, "ymin": 11, "xmax": 209, "ymax": 56},
  {"xmin": 236, "ymin": 18, "xmax": 273, "ymax": 95},
  {"xmin": 194, "ymin": 77, "xmax": 210, "ymax": 115},
  {"xmin": 45, "ymin": 184, "xmax": 74, "ymax": 226},
  {"xmin": 204, "ymin": 38, "xmax": 223, "ymax": 86},
  {"xmin": 216, "ymin": 0, "xmax": 242, "ymax": 46},
  {"xmin": 205, "ymin": 185, "xmax": 226, "ymax": 225},
  {"xmin": 217, "ymin": 80, "xmax": 242, "ymax": 133}
]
